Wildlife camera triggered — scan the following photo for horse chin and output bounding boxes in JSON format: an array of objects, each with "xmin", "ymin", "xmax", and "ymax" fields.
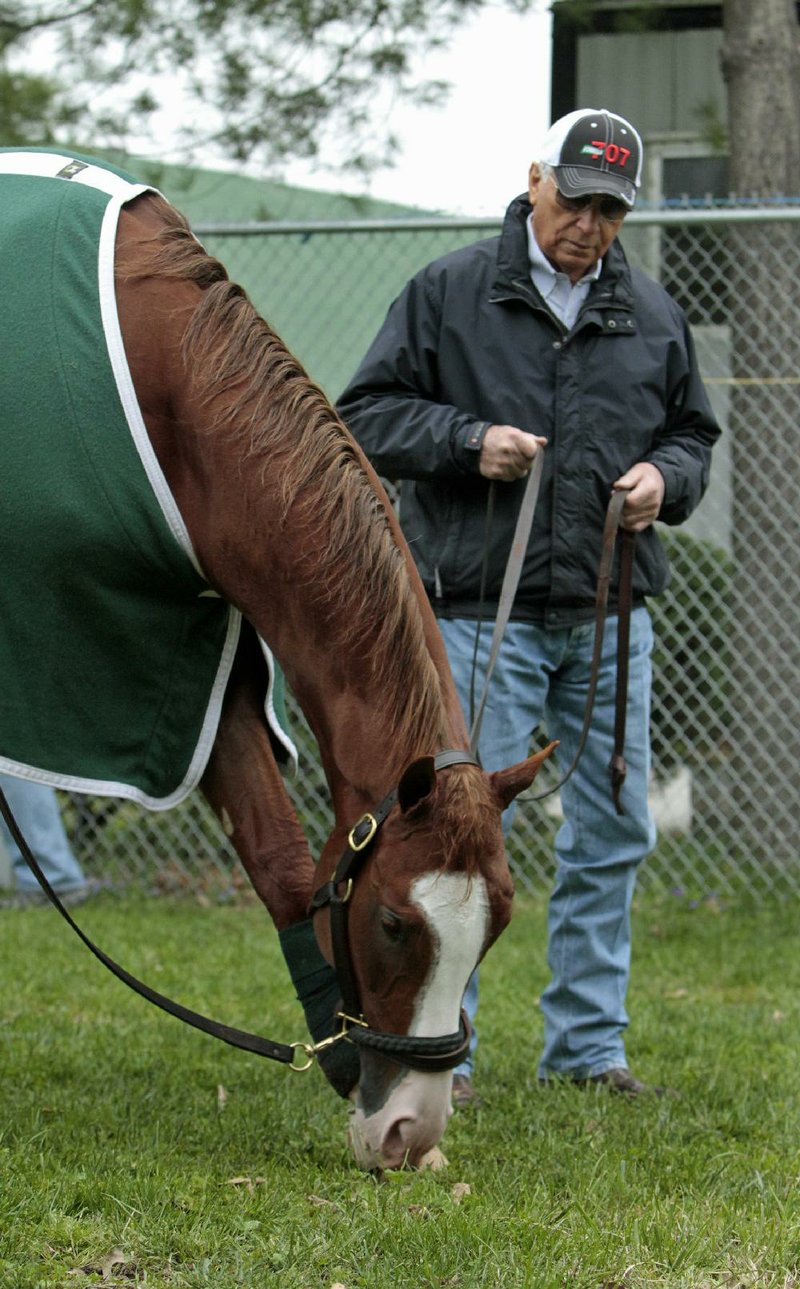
[{"xmin": 346, "ymin": 1068, "xmax": 453, "ymax": 1172}]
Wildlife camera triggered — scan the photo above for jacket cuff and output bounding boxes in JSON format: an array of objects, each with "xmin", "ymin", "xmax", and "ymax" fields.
[
  {"xmin": 650, "ymin": 460, "xmax": 675, "ymax": 512},
  {"xmin": 457, "ymin": 421, "xmax": 491, "ymax": 472},
  {"xmin": 651, "ymin": 461, "xmax": 687, "ymax": 524}
]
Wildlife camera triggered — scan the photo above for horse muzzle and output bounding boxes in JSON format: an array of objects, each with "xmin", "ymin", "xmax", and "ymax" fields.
[{"xmin": 347, "ymin": 1066, "xmax": 453, "ymax": 1171}]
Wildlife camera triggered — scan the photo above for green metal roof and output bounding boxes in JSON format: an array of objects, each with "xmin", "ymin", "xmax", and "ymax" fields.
[
  {"xmin": 87, "ymin": 148, "xmax": 490, "ymax": 399},
  {"xmin": 92, "ymin": 148, "xmax": 426, "ymax": 224}
]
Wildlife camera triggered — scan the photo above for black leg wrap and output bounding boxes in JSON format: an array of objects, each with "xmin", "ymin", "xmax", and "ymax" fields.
[{"xmin": 278, "ymin": 918, "xmax": 360, "ymax": 1098}]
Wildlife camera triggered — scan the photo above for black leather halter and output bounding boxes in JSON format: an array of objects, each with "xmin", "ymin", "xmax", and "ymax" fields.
[{"xmin": 309, "ymin": 749, "xmax": 479, "ymax": 1073}]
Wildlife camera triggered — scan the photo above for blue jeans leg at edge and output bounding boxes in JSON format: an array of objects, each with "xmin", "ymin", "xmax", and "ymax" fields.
[
  {"xmin": 438, "ymin": 610, "xmax": 656, "ymax": 1081},
  {"xmin": 0, "ymin": 773, "xmax": 86, "ymax": 892}
]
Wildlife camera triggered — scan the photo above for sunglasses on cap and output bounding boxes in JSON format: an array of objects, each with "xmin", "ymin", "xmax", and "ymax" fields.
[{"xmin": 552, "ymin": 183, "xmax": 628, "ymax": 224}]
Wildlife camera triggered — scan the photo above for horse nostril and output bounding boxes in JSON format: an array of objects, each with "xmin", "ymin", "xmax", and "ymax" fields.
[{"xmin": 379, "ymin": 1116, "xmax": 420, "ymax": 1168}]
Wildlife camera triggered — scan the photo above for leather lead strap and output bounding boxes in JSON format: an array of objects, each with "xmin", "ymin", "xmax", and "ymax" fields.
[
  {"xmin": 470, "ymin": 482, "xmax": 637, "ymax": 813},
  {"xmin": 0, "ymin": 784, "xmax": 298, "ymax": 1063},
  {"xmin": 470, "ymin": 453, "xmax": 544, "ymax": 753},
  {"xmin": 610, "ymin": 527, "xmax": 636, "ymax": 813},
  {"xmin": 533, "ymin": 487, "xmax": 636, "ymax": 811},
  {"xmin": 4, "ymin": 750, "xmax": 479, "ymax": 1072}
]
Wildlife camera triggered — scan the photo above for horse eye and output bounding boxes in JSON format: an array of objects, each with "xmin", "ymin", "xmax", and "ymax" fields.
[{"xmin": 380, "ymin": 910, "xmax": 405, "ymax": 942}]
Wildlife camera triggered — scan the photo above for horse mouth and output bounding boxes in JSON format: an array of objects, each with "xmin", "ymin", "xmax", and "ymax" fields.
[
  {"xmin": 346, "ymin": 1074, "xmax": 452, "ymax": 1171},
  {"xmin": 348, "ymin": 1114, "xmax": 446, "ymax": 1172}
]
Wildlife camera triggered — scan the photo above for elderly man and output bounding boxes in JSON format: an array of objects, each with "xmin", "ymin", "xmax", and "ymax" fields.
[{"xmin": 337, "ymin": 108, "xmax": 720, "ymax": 1105}]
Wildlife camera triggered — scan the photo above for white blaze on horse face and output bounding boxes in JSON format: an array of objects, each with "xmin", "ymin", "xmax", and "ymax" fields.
[
  {"xmin": 409, "ymin": 871, "xmax": 489, "ymax": 1036},
  {"xmin": 348, "ymin": 871, "xmax": 489, "ymax": 1171}
]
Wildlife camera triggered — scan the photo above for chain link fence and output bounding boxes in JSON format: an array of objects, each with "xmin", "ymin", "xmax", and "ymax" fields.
[{"xmin": 7, "ymin": 205, "xmax": 798, "ymax": 900}]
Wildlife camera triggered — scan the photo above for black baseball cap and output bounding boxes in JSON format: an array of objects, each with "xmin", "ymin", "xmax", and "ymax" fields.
[{"xmin": 538, "ymin": 108, "xmax": 643, "ymax": 209}]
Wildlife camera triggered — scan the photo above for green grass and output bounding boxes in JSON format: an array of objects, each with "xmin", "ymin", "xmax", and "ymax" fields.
[{"xmin": 2, "ymin": 889, "xmax": 800, "ymax": 1287}]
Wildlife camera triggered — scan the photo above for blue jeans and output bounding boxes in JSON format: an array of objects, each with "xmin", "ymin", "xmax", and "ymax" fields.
[
  {"xmin": 0, "ymin": 774, "xmax": 86, "ymax": 892},
  {"xmin": 439, "ymin": 610, "xmax": 656, "ymax": 1080}
]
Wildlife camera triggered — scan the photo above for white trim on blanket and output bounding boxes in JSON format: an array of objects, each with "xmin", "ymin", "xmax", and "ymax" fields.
[
  {"xmin": 258, "ymin": 637, "xmax": 301, "ymax": 768},
  {"xmin": 0, "ymin": 149, "xmax": 149, "ymax": 199},
  {"xmin": 97, "ymin": 181, "xmax": 204, "ymax": 573}
]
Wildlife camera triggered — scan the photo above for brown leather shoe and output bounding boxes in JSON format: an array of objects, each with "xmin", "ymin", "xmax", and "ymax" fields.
[
  {"xmin": 539, "ymin": 1067, "xmax": 670, "ymax": 1097},
  {"xmin": 452, "ymin": 1074, "xmax": 482, "ymax": 1109},
  {"xmin": 577, "ymin": 1067, "xmax": 667, "ymax": 1097}
]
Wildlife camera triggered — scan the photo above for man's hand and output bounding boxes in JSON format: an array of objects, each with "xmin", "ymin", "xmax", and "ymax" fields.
[
  {"xmin": 480, "ymin": 425, "xmax": 547, "ymax": 481},
  {"xmin": 613, "ymin": 462, "xmax": 666, "ymax": 531}
]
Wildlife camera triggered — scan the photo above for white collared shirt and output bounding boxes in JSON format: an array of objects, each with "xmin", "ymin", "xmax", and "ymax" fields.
[{"xmin": 526, "ymin": 215, "xmax": 601, "ymax": 331}]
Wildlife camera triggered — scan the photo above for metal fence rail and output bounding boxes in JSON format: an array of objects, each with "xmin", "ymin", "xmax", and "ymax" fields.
[{"xmin": 26, "ymin": 207, "xmax": 800, "ymax": 898}]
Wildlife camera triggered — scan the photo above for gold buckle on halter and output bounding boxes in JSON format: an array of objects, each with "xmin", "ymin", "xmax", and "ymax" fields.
[
  {"xmin": 336, "ymin": 1010, "xmax": 368, "ymax": 1030},
  {"xmin": 333, "ymin": 878, "xmax": 353, "ymax": 904},
  {"xmin": 289, "ymin": 1012, "xmax": 367, "ymax": 1073},
  {"xmin": 348, "ymin": 813, "xmax": 377, "ymax": 852}
]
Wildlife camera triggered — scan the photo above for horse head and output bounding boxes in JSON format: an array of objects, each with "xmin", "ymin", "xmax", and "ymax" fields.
[{"xmin": 311, "ymin": 744, "xmax": 555, "ymax": 1171}]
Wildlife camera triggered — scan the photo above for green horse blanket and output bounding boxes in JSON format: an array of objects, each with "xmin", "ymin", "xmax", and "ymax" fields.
[{"xmin": 0, "ymin": 149, "xmax": 297, "ymax": 808}]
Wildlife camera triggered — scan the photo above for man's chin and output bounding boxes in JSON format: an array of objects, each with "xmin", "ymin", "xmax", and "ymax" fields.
[{"xmin": 555, "ymin": 247, "xmax": 596, "ymax": 279}]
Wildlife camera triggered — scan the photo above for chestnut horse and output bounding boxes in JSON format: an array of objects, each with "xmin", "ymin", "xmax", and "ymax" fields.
[{"xmin": 0, "ymin": 152, "xmax": 552, "ymax": 1170}]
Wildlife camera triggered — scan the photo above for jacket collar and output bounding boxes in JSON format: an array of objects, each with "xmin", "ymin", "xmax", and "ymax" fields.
[{"xmin": 492, "ymin": 192, "xmax": 635, "ymax": 315}]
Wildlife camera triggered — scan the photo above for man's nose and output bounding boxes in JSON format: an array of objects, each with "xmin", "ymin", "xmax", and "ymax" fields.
[{"xmin": 574, "ymin": 204, "xmax": 602, "ymax": 231}]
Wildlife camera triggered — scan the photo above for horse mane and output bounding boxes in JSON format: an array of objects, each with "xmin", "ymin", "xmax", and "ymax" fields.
[
  {"xmin": 120, "ymin": 192, "xmax": 458, "ymax": 781},
  {"xmin": 437, "ymin": 769, "xmax": 501, "ymax": 873}
]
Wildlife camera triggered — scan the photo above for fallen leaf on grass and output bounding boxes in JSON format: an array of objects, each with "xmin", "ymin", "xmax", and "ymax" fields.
[
  {"xmin": 773, "ymin": 1010, "xmax": 785, "ymax": 1023},
  {"xmin": 407, "ymin": 1203, "xmax": 431, "ymax": 1218},
  {"xmin": 308, "ymin": 1194, "xmax": 341, "ymax": 1211},
  {"xmin": 373, "ymin": 1144, "xmax": 449, "ymax": 1181},
  {"xmin": 217, "ymin": 1084, "xmax": 228, "ymax": 1109},
  {"xmin": 68, "ymin": 1246, "xmax": 132, "ymax": 1280},
  {"xmin": 451, "ymin": 1182, "xmax": 471, "ymax": 1204},
  {"xmin": 227, "ymin": 1175, "xmax": 266, "ymax": 1194},
  {"xmin": 663, "ymin": 988, "xmax": 689, "ymax": 999},
  {"xmin": 101, "ymin": 1248, "xmax": 130, "ymax": 1281},
  {"xmin": 417, "ymin": 1146, "xmax": 448, "ymax": 1171}
]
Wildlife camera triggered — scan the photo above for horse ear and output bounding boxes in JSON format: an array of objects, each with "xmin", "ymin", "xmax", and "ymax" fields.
[
  {"xmin": 489, "ymin": 741, "xmax": 559, "ymax": 810},
  {"xmin": 397, "ymin": 756, "xmax": 437, "ymax": 813}
]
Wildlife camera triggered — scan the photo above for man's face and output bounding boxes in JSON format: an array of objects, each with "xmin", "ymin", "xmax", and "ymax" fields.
[{"xmin": 528, "ymin": 164, "xmax": 627, "ymax": 284}]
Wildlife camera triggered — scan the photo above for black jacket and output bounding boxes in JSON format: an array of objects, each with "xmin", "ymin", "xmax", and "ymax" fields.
[{"xmin": 337, "ymin": 194, "xmax": 721, "ymax": 627}]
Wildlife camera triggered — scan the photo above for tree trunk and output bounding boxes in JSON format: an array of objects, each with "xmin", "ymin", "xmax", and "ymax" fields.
[
  {"xmin": 722, "ymin": 0, "xmax": 800, "ymax": 196},
  {"xmin": 720, "ymin": 0, "xmax": 800, "ymax": 864}
]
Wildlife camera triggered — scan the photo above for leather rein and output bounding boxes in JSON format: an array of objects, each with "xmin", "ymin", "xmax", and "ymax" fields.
[
  {"xmin": 470, "ymin": 475, "xmax": 636, "ymax": 815},
  {"xmin": 0, "ymin": 750, "xmax": 477, "ymax": 1076}
]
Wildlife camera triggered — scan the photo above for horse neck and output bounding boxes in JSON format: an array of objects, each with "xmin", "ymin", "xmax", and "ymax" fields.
[
  {"xmin": 260, "ymin": 525, "xmax": 466, "ymax": 823},
  {"xmin": 156, "ymin": 421, "xmax": 467, "ymax": 822}
]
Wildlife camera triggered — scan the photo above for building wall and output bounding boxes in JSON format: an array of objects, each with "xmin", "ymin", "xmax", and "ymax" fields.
[{"xmin": 575, "ymin": 27, "xmax": 726, "ymax": 140}]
